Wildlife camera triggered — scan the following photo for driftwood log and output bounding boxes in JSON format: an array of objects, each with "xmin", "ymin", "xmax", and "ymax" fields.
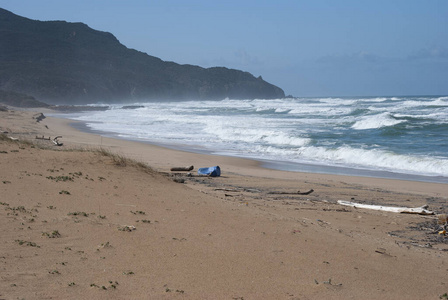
[
  {"xmin": 170, "ymin": 165, "xmax": 194, "ymax": 172},
  {"xmin": 268, "ymin": 189, "xmax": 314, "ymax": 195},
  {"xmin": 36, "ymin": 135, "xmax": 50, "ymax": 140},
  {"xmin": 337, "ymin": 200, "xmax": 434, "ymax": 215}
]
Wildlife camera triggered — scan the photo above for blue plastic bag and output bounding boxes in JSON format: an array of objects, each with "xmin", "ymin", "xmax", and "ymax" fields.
[{"xmin": 198, "ymin": 166, "xmax": 221, "ymax": 177}]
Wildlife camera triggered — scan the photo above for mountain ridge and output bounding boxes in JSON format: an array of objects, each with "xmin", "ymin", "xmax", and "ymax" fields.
[{"xmin": 0, "ymin": 8, "xmax": 285, "ymax": 104}]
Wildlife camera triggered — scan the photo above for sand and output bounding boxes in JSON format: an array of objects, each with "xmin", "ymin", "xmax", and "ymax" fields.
[{"xmin": 0, "ymin": 109, "xmax": 447, "ymax": 299}]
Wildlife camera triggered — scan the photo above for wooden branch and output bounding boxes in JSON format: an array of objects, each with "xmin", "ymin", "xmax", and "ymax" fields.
[
  {"xmin": 35, "ymin": 135, "xmax": 50, "ymax": 140},
  {"xmin": 170, "ymin": 165, "xmax": 194, "ymax": 172},
  {"xmin": 214, "ymin": 188, "xmax": 241, "ymax": 192},
  {"xmin": 268, "ymin": 189, "xmax": 314, "ymax": 195}
]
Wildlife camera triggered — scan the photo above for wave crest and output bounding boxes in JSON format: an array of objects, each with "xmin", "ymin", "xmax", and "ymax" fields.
[{"xmin": 352, "ymin": 113, "xmax": 404, "ymax": 130}]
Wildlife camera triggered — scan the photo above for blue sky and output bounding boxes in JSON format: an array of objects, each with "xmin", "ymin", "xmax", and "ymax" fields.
[{"xmin": 1, "ymin": 0, "xmax": 447, "ymax": 97}]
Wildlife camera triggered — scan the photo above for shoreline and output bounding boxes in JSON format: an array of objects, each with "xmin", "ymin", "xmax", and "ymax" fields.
[
  {"xmin": 3, "ymin": 107, "xmax": 447, "ymax": 197},
  {"xmin": 64, "ymin": 114, "xmax": 448, "ymax": 184},
  {"xmin": 43, "ymin": 113, "xmax": 447, "ymax": 198}
]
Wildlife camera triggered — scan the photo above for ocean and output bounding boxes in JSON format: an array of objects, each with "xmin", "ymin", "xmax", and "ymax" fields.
[{"xmin": 54, "ymin": 96, "xmax": 448, "ymax": 183}]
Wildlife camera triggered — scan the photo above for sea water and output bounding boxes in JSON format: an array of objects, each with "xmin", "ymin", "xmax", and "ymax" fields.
[{"xmin": 56, "ymin": 96, "xmax": 448, "ymax": 183}]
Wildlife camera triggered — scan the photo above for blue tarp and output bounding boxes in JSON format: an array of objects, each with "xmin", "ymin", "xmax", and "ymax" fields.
[{"xmin": 198, "ymin": 166, "xmax": 221, "ymax": 177}]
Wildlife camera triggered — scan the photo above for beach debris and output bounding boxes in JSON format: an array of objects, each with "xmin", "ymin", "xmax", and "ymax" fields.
[
  {"xmin": 337, "ymin": 200, "xmax": 434, "ymax": 215},
  {"xmin": 214, "ymin": 187, "xmax": 261, "ymax": 193},
  {"xmin": 215, "ymin": 188, "xmax": 240, "ymax": 192},
  {"xmin": 98, "ymin": 241, "xmax": 112, "ymax": 249},
  {"xmin": 198, "ymin": 166, "xmax": 221, "ymax": 177},
  {"xmin": 118, "ymin": 225, "xmax": 136, "ymax": 232},
  {"xmin": 33, "ymin": 112, "xmax": 46, "ymax": 122},
  {"xmin": 8, "ymin": 136, "xmax": 18, "ymax": 141},
  {"xmin": 36, "ymin": 135, "xmax": 51, "ymax": 140},
  {"xmin": 170, "ymin": 165, "xmax": 194, "ymax": 172},
  {"xmin": 317, "ymin": 219, "xmax": 331, "ymax": 226},
  {"xmin": 268, "ymin": 189, "xmax": 314, "ymax": 195},
  {"xmin": 375, "ymin": 248, "xmax": 395, "ymax": 257},
  {"xmin": 314, "ymin": 278, "xmax": 342, "ymax": 286},
  {"xmin": 438, "ymin": 214, "xmax": 448, "ymax": 235},
  {"xmin": 53, "ymin": 136, "xmax": 63, "ymax": 146}
]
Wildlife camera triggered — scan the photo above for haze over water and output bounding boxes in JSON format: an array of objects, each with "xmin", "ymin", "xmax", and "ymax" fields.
[{"xmin": 61, "ymin": 95, "xmax": 448, "ymax": 182}]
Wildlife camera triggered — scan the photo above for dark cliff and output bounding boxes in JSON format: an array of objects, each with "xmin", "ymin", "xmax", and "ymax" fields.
[{"xmin": 0, "ymin": 8, "xmax": 285, "ymax": 104}]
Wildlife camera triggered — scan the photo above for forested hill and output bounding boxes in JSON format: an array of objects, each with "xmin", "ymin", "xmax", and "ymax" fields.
[{"xmin": 0, "ymin": 8, "xmax": 285, "ymax": 104}]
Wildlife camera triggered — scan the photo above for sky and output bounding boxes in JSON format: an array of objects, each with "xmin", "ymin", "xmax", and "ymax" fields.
[{"xmin": 1, "ymin": 0, "xmax": 447, "ymax": 97}]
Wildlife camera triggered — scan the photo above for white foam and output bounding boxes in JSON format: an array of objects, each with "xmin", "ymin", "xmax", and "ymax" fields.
[
  {"xmin": 274, "ymin": 108, "xmax": 291, "ymax": 113},
  {"xmin": 394, "ymin": 111, "xmax": 448, "ymax": 122},
  {"xmin": 399, "ymin": 98, "xmax": 448, "ymax": 109},
  {"xmin": 361, "ymin": 97, "xmax": 388, "ymax": 102},
  {"xmin": 352, "ymin": 112, "xmax": 404, "ymax": 130},
  {"xmin": 263, "ymin": 134, "xmax": 311, "ymax": 147},
  {"xmin": 250, "ymin": 145, "xmax": 448, "ymax": 177},
  {"xmin": 301, "ymin": 146, "xmax": 448, "ymax": 177},
  {"xmin": 433, "ymin": 97, "xmax": 448, "ymax": 105}
]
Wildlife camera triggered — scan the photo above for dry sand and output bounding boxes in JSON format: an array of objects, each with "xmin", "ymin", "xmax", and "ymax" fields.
[{"xmin": 0, "ymin": 109, "xmax": 447, "ymax": 299}]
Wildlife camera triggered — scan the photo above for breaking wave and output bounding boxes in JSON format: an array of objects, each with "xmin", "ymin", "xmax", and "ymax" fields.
[{"xmin": 352, "ymin": 112, "xmax": 405, "ymax": 130}]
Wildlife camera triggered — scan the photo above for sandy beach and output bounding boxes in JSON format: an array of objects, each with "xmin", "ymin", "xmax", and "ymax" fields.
[{"xmin": 1, "ymin": 108, "xmax": 447, "ymax": 299}]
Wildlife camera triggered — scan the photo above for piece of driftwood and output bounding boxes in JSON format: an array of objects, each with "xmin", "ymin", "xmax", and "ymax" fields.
[
  {"xmin": 337, "ymin": 200, "xmax": 434, "ymax": 215},
  {"xmin": 268, "ymin": 189, "xmax": 314, "ymax": 195},
  {"xmin": 375, "ymin": 248, "xmax": 395, "ymax": 257},
  {"xmin": 53, "ymin": 136, "xmax": 63, "ymax": 146},
  {"xmin": 215, "ymin": 188, "xmax": 241, "ymax": 192},
  {"xmin": 36, "ymin": 135, "xmax": 50, "ymax": 140},
  {"xmin": 170, "ymin": 165, "xmax": 194, "ymax": 172}
]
